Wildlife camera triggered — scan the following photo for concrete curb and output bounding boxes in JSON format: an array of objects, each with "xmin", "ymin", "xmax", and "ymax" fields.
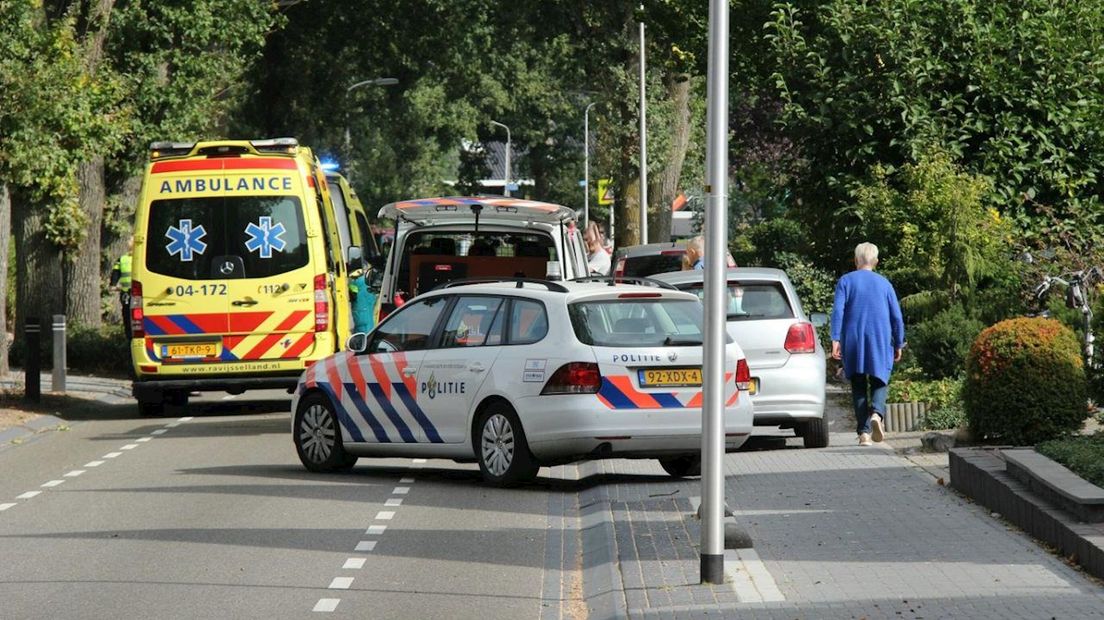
[
  {"xmin": 576, "ymin": 461, "xmax": 628, "ymax": 620},
  {"xmin": 950, "ymin": 447, "xmax": 1104, "ymax": 580},
  {"xmin": 0, "ymin": 414, "xmax": 67, "ymax": 450}
]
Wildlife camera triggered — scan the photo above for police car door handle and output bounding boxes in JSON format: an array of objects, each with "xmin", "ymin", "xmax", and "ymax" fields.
[
  {"xmin": 232, "ymin": 299, "xmax": 259, "ymax": 307},
  {"xmin": 401, "ymin": 367, "xmax": 417, "ymax": 377},
  {"xmin": 468, "ymin": 362, "xmax": 486, "ymax": 373}
]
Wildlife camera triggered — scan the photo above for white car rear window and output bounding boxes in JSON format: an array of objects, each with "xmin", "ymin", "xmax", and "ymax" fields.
[
  {"xmin": 681, "ymin": 282, "xmax": 794, "ymax": 320},
  {"xmin": 569, "ymin": 299, "xmax": 702, "ymax": 347}
]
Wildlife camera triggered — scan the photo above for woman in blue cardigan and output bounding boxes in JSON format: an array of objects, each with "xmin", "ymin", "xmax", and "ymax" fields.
[{"xmin": 830, "ymin": 242, "xmax": 906, "ymax": 446}]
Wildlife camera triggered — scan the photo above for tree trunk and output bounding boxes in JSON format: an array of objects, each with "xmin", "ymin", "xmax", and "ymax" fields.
[
  {"xmin": 649, "ymin": 72, "xmax": 692, "ymax": 243},
  {"xmin": 615, "ymin": 117, "xmax": 642, "ymax": 247},
  {"xmin": 0, "ymin": 185, "xmax": 10, "ymax": 375},
  {"xmin": 66, "ymin": 157, "xmax": 105, "ymax": 327},
  {"xmin": 12, "ymin": 188, "xmax": 64, "ymax": 336}
]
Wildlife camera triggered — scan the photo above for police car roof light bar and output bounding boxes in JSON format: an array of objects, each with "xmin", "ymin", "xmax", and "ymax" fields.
[
  {"xmin": 430, "ymin": 277, "xmax": 569, "ymax": 294},
  {"xmin": 570, "ymin": 276, "xmax": 679, "ymax": 291}
]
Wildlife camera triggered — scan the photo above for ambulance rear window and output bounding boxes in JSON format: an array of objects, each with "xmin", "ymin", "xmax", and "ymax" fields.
[{"xmin": 146, "ymin": 196, "xmax": 309, "ymax": 280}]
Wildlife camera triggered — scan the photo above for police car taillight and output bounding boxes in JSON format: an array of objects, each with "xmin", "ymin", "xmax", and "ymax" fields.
[
  {"xmin": 130, "ymin": 281, "xmax": 144, "ymax": 338},
  {"xmin": 735, "ymin": 358, "xmax": 751, "ymax": 391},
  {"xmin": 541, "ymin": 362, "xmax": 602, "ymax": 395},
  {"xmin": 314, "ymin": 274, "xmax": 329, "ymax": 332}
]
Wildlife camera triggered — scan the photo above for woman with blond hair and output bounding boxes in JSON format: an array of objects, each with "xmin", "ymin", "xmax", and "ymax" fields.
[{"xmin": 830, "ymin": 242, "xmax": 906, "ymax": 446}]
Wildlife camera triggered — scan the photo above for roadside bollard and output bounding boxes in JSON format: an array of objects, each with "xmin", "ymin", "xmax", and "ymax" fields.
[
  {"xmin": 52, "ymin": 314, "xmax": 66, "ymax": 393},
  {"xmin": 24, "ymin": 318, "xmax": 40, "ymax": 402}
]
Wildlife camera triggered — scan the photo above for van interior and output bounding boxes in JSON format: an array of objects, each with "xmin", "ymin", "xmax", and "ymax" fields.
[{"xmin": 397, "ymin": 231, "xmax": 558, "ymax": 297}]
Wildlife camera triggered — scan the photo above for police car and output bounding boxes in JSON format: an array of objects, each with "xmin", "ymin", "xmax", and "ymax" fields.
[{"xmin": 291, "ymin": 277, "xmax": 754, "ymax": 485}]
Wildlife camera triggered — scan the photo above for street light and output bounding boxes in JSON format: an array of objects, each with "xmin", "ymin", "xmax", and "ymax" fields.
[
  {"xmin": 490, "ymin": 120, "xmax": 512, "ymax": 197},
  {"xmin": 638, "ymin": 3, "xmax": 649, "ymax": 244},
  {"xmin": 583, "ymin": 102, "xmax": 598, "ymax": 230},
  {"xmin": 344, "ymin": 77, "xmax": 399, "ymax": 183}
]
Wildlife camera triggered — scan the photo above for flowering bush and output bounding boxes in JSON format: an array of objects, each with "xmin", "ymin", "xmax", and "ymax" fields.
[{"xmin": 964, "ymin": 318, "xmax": 1088, "ymax": 445}]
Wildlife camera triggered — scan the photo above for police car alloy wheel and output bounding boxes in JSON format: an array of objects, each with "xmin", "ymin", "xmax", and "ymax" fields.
[
  {"xmin": 295, "ymin": 393, "xmax": 358, "ymax": 473},
  {"xmin": 475, "ymin": 404, "xmax": 538, "ymax": 486}
]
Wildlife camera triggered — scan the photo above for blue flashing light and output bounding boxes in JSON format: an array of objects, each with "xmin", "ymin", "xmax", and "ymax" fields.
[{"xmin": 320, "ymin": 160, "xmax": 341, "ymax": 172}]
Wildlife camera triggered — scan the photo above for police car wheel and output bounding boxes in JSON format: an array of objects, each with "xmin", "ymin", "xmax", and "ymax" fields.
[
  {"xmin": 658, "ymin": 456, "xmax": 701, "ymax": 478},
  {"xmin": 295, "ymin": 393, "xmax": 357, "ymax": 473},
  {"xmin": 801, "ymin": 417, "xmax": 830, "ymax": 449},
  {"xmin": 475, "ymin": 404, "xmax": 538, "ymax": 486}
]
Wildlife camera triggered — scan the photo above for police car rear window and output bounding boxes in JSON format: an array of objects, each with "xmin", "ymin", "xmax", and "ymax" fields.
[
  {"xmin": 146, "ymin": 196, "xmax": 308, "ymax": 280},
  {"xmin": 569, "ymin": 299, "xmax": 703, "ymax": 347}
]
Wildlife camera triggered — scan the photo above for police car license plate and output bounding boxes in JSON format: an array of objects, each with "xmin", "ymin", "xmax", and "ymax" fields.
[
  {"xmin": 638, "ymin": 368, "xmax": 702, "ymax": 388},
  {"xmin": 162, "ymin": 343, "xmax": 220, "ymax": 359}
]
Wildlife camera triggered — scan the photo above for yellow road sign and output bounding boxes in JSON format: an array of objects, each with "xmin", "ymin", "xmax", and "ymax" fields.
[{"xmin": 597, "ymin": 178, "xmax": 614, "ymax": 205}]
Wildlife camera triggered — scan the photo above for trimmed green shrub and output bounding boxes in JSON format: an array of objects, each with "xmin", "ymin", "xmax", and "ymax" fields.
[
  {"xmin": 9, "ymin": 322, "xmax": 130, "ymax": 378},
  {"xmin": 888, "ymin": 376, "xmax": 962, "ymax": 410},
  {"xmin": 964, "ymin": 317, "xmax": 1089, "ymax": 445},
  {"xmin": 908, "ymin": 304, "xmax": 984, "ymax": 379},
  {"xmin": 922, "ymin": 402, "xmax": 966, "ymax": 431},
  {"xmin": 1037, "ymin": 432, "xmax": 1104, "ymax": 489}
]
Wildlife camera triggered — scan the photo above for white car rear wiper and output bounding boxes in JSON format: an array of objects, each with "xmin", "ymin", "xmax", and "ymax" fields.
[{"xmin": 663, "ymin": 336, "xmax": 703, "ymax": 346}]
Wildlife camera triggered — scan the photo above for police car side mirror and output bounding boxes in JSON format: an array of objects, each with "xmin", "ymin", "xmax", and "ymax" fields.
[
  {"xmin": 346, "ymin": 332, "xmax": 369, "ymax": 353},
  {"xmin": 810, "ymin": 312, "xmax": 828, "ymax": 328}
]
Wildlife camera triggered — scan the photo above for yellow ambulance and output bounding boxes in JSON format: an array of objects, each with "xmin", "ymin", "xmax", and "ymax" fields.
[{"xmin": 129, "ymin": 138, "xmax": 354, "ymax": 415}]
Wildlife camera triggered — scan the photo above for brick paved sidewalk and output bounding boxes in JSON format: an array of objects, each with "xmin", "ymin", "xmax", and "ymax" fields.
[{"xmin": 580, "ymin": 431, "xmax": 1104, "ymax": 619}]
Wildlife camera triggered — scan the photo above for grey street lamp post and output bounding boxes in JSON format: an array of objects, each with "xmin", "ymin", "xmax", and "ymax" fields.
[
  {"xmin": 638, "ymin": 3, "xmax": 649, "ymax": 245},
  {"xmin": 583, "ymin": 102, "xmax": 598, "ymax": 231},
  {"xmin": 490, "ymin": 120, "xmax": 512, "ymax": 197},
  {"xmin": 344, "ymin": 77, "xmax": 399, "ymax": 183}
]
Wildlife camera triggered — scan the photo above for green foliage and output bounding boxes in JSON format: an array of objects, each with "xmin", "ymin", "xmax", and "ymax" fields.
[
  {"xmin": 964, "ymin": 318, "xmax": 1089, "ymax": 445},
  {"xmin": 853, "ymin": 149, "xmax": 1010, "ymax": 302},
  {"xmin": 921, "ymin": 402, "xmax": 966, "ymax": 432},
  {"xmin": 908, "ymin": 304, "xmax": 985, "ymax": 379},
  {"xmin": 1037, "ymin": 432, "xmax": 1104, "ymax": 489},
  {"xmin": 888, "ymin": 376, "xmax": 963, "ymax": 411},
  {"xmin": 762, "ymin": 0, "xmax": 1104, "ymax": 259},
  {"xmin": 9, "ymin": 322, "xmax": 129, "ymax": 378},
  {"xmin": 773, "ymin": 251, "xmax": 835, "ymax": 315}
]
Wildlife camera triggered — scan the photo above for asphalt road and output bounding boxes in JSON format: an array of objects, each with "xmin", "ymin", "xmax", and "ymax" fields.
[{"xmin": 0, "ymin": 391, "xmax": 562, "ymax": 619}]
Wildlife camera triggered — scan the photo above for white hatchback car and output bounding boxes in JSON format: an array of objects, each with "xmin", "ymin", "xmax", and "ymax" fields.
[
  {"xmin": 652, "ymin": 268, "xmax": 828, "ymax": 448},
  {"xmin": 291, "ymin": 278, "xmax": 754, "ymax": 485}
]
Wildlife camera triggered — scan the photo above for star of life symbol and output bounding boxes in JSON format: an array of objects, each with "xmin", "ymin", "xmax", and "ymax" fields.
[
  {"xmin": 245, "ymin": 216, "xmax": 287, "ymax": 259},
  {"xmin": 165, "ymin": 219, "xmax": 207, "ymax": 262}
]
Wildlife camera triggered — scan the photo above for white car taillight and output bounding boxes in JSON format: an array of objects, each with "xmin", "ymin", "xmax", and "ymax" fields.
[
  {"xmin": 735, "ymin": 358, "xmax": 751, "ymax": 391},
  {"xmin": 541, "ymin": 362, "xmax": 602, "ymax": 395},
  {"xmin": 784, "ymin": 322, "xmax": 817, "ymax": 354},
  {"xmin": 314, "ymin": 274, "xmax": 329, "ymax": 332}
]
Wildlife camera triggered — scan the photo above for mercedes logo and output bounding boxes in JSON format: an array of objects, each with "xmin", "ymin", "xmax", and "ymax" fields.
[
  {"xmin": 219, "ymin": 261, "xmax": 235, "ymax": 275},
  {"xmin": 668, "ymin": 351, "xmax": 678, "ymax": 362}
]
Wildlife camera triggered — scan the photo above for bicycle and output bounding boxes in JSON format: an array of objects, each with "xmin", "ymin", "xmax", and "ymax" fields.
[{"xmin": 1033, "ymin": 266, "xmax": 1104, "ymax": 368}]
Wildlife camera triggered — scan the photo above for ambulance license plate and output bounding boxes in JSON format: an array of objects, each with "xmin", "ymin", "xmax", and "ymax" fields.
[
  {"xmin": 638, "ymin": 368, "xmax": 702, "ymax": 388},
  {"xmin": 162, "ymin": 343, "xmax": 220, "ymax": 359}
]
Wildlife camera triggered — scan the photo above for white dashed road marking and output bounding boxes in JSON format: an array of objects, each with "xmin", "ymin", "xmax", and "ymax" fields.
[
  {"xmin": 343, "ymin": 558, "xmax": 366, "ymax": 569},
  {"xmin": 151, "ymin": 429, "xmax": 167, "ymax": 435},
  {"xmin": 384, "ymin": 498, "xmax": 402, "ymax": 507},
  {"xmin": 366, "ymin": 525, "xmax": 386, "ymax": 535},
  {"xmin": 120, "ymin": 444, "xmax": 139, "ymax": 450},
  {"xmin": 375, "ymin": 511, "xmax": 395, "ymax": 521},
  {"xmin": 312, "ymin": 599, "xmax": 340, "ymax": 613},
  {"xmin": 17, "ymin": 491, "xmax": 41, "ymax": 499},
  {"xmin": 328, "ymin": 577, "xmax": 354, "ymax": 590},
  {"xmin": 40, "ymin": 480, "xmax": 64, "ymax": 488},
  {"xmin": 392, "ymin": 486, "xmax": 410, "ymax": 494},
  {"xmin": 84, "ymin": 460, "xmax": 105, "ymax": 467},
  {"xmin": 136, "ymin": 437, "xmax": 152, "ymax": 443},
  {"xmin": 0, "ymin": 503, "xmax": 15, "ymax": 511},
  {"xmin": 399, "ymin": 477, "xmax": 415, "ymax": 483},
  {"xmin": 103, "ymin": 452, "xmax": 123, "ymax": 459},
  {"xmin": 64, "ymin": 470, "xmax": 85, "ymax": 477},
  {"xmin": 412, "ymin": 458, "xmax": 427, "ymax": 464},
  {"xmin": 355, "ymin": 541, "xmax": 377, "ymax": 552}
]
